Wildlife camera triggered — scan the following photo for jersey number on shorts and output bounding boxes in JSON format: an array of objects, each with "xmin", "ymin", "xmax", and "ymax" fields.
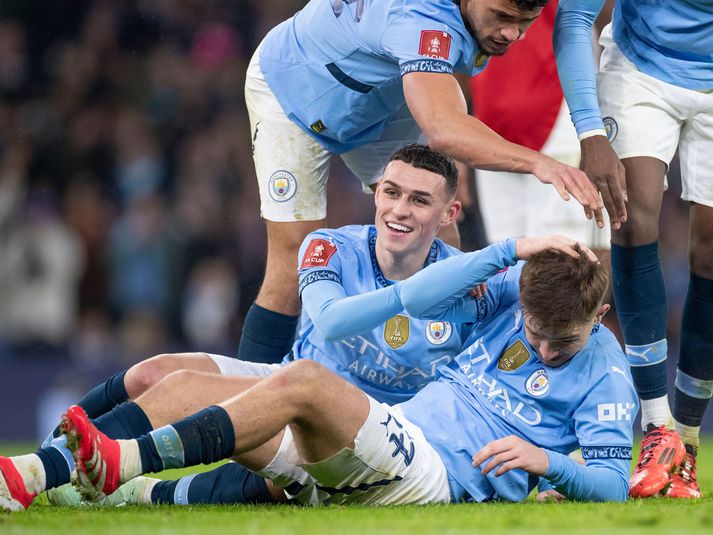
[{"xmin": 381, "ymin": 414, "xmax": 415, "ymax": 466}]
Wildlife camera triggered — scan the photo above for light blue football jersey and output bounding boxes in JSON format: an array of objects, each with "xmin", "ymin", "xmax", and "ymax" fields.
[
  {"xmin": 556, "ymin": 0, "xmax": 713, "ymax": 135},
  {"xmin": 400, "ymin": 263, "xmax": 638, "ymax": 502},
  {"xmin": 612, "ymin": 0, "xmax": 713, "ymax": 90},
  {"xmin": 259, "ymin": 0, "xmax": 489, "ymax": 153},
  {"xmin": 288, "ymin": 225, "xmax": 473, "ymax": 405}
]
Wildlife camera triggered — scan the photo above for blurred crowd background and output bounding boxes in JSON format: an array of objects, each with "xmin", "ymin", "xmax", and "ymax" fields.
[{"xmin": 0, "ymin": 0, "xmax": 699, "ymax": 440}]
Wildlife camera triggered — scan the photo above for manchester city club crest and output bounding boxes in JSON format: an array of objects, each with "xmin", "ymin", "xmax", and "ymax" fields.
[
  {"xmin": 525, "ymin": 368, "xmax": 549, "ymax": 397},
  {"xmin": 497, "ymin": 340, "xmax": 530, "ymax": 372},
  {"xmin": 475, "ymin": 52, "xmax": 489, "ymax": 68},
  {"xmin": 384, "ymin": 315, "xmax": 410, "ymax": 349},
  {"xmin": 425, "ymin": 320, "xmax": 452, "ymax": 345},
  {"xmin": 603, "ymin": 117, "xmax": 618, "ymax": 143},
  {"xmin": 268, "ymin": 170, "xmax": 297, "ymax": 202}
]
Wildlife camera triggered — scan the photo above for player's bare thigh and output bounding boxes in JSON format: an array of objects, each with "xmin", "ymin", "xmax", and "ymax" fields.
[{"xmin": 124, "ymin": 352, "xmax": 221, "ymax": 399}]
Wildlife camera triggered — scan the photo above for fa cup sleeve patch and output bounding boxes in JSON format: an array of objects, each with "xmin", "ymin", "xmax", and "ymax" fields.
[
  {"xmin": 418, "ymin": 30, "xmax": 451, "ymax": 60},
  {"xmin": 300, "ymin": 239, "xmax": 338, "ymax": 269}
]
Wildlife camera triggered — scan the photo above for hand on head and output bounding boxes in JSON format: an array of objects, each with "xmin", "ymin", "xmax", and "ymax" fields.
[{"xmin": 515, "ymin": 235, "xmax": 598, "ymax": 263}]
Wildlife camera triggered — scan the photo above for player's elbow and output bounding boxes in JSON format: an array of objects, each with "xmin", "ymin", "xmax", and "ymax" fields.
[
  {"xmin": 399, "ymin": 287, "xmax": 424, "ymax": 318},
  {"xmin": 422, "ymin": 126, "xmax": 454, "ymax": 155}
]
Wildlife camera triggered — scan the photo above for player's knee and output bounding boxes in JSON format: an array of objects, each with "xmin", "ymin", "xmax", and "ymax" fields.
[
  {"xmin": 272, "ymin": 360, "xmax": 326, "ymax": 405},
  {"xmin": 125, "ymin": 354, "xmax": 188, "ymax": 397},
  {"xmin": 153, "ymin": 369, "xmax": 203, "ymax": 392},
  {"xmin": 691, "ymin": 243, "xmax": 713, "ymax": 278}
]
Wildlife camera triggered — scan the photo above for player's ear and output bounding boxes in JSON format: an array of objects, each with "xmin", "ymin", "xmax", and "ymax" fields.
[
  {"xmin": 441, "ymin": 200, "xmax": 461, "ymax": 226},
  {"xmin": 373, "ymin": 181, "xmax": 382, "ymax": 207},
  {"xmin": 595, "ymin": 303, "xmax": 610, "ymax": 322}
]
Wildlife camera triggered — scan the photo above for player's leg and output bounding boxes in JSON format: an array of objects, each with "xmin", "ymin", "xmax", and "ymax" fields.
[
  {"xmin": 611, "ymin": 156, "xmax": 686, "ymax": 498},
  {"xmin": 62, "ymin": 361, "xmax": 368, "ymax": 498},
  {"xmin": 40, "ymin": 352, "xmax": 221, "ymax": 449},
  {"xmin": 65, "ymin": 360, "xmax": 450, "ymax": 506},
  {"xmin": 240, "ymin": 45, "xmax": 331, "ymax": 364},
  {"xmin": 98, "ymin": 367, "xmax": 286, "ymax": 507},
  {"xmin": 4, "ymin": 368, "xmax": 278, "ymax": 510},
  {"xmin": 667, "ymin": 99, "xmax": 713, "ymax": 498},
  {"xmin": 665, "ymin": 203, "xmax": 713, "ymax": 499},
  {"xmin": 597, "ymin": 31, "xmax": 687, "ymax": 497}
]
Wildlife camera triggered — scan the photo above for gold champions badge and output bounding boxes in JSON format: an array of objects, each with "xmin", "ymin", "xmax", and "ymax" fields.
[
  {"xmin": 384, "ymin": 315, "xmax": 410, "ymax": 349},
  {"xmin": 497, "ymin": 339, "xmax": 530, "ymax": 371}
]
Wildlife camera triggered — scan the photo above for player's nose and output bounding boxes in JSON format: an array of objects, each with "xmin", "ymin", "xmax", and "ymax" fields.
[
  {"xmin": 392, "ymin": 196, "xmax": 410, "ymax": 217},
  {"xmin": 500, "ymin": 25, "xmax": 520, "ymax": 43}
]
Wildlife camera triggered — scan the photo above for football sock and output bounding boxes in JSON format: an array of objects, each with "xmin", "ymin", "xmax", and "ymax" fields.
[
  {"xmin": 136, "ymin": 406, "xmax": 235, "ymax": 474},
  {"xmin": 675, "ymin": 420, "xmax": 701, "ymax": 450},
  {"xmin": 640, "ymin": 395, "xmax": 673, "ymax": 430},
  {"xmin": 151, "ymin": 463, "xmax": 274, "ymax": 504},
  {"xmin": 237, "ymin": 303, "xmax": 298, "ymax": 363},
  {"xmin": 14, "ymin": 439, "xmax": 75, "ymax": 494},
  {"xmin": 611, "ymin": 243, "xmax": 671, "ymax": 422},
  {"xmin": 44, "ymin": 371, "xmax": 129, "ymax": 445},
  {"xmin": 673, "ymin": 272, "xmax": 713, "ymax": 446},
  {"xmin": 93, "ymin": 402, "xmax": 154, "ymax": 439}
]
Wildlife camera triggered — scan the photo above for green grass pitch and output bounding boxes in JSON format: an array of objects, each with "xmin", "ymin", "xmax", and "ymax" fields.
[{"xmin": 2, "ymin": 438, "xmax": 713, "ymax": 535}]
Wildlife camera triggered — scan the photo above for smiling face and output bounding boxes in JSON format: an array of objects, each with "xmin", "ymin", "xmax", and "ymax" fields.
[
  {"xmin": 374, "ymin": 160, "xmax": 460, "ymax": 257},
  {"xmin": 461, "ymin": 0, "xmax": 542, "ymax": 56}
]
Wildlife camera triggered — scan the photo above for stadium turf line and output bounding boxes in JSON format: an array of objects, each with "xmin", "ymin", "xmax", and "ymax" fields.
[{"xmin": 1, "ymin": 438, "xmax": 713, "ymax": 534}]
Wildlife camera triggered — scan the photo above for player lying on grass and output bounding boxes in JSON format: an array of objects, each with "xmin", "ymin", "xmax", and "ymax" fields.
[
  {"xmin": 51, "ymin": 242, "xmax": 636, "ymax": 509},
  {"xmin": 0, "ymin": 236, "xmax": 633, "ymax": 509},
  {"xmin": 0, "ymin": 144, "xmax": 482, "ymax": 510}
]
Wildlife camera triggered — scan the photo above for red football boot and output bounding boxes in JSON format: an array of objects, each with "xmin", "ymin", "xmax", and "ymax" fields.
[
  {"xmin": 629, "ymin": 425, "xmax": 685, "ymax": 498},
  {"xmin": 61, "ymin": 405, "xmax": 121, "ymax": 501},
  {"xmin": 664, "ymin": 448, "xmax": 702, "ymax": 499},
  {"xmin": 0, "ymin": 456, "xmax": 36, "ymax": 512}
]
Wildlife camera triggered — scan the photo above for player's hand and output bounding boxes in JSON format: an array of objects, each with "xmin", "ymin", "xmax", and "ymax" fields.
[
  {"xmin": 473, "ymin": 435, "xmax": 550, "ymax": 477},
  {"xmin": 580, "ymin": 135, "xmax": 627, "ymax": 230},
  {"xmin": 515, "ymin": 236, "xmax": 598, "ymax": 262},
  {"xmin": 531, "ymin": 154, "xmax": 604, "ymax": 226},
  {"xmin": 536, "ymin": 489, "xmax": 567, "ymax": 502},
  {"xmin": 468, "ymin": 282, "xmax": 487, "ymax": 299}
]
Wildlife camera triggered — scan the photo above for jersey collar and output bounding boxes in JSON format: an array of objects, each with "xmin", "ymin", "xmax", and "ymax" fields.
[{"xmin": 368, "ymin": 227, "xmax": 440, "ymax": 288}]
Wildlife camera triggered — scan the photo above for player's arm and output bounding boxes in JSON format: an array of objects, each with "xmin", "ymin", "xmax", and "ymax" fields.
[
  {"xmin": 401, "ymin": 236, "xmax": 594, "ymax": 320},
  {"xmin": 298, "ymin": 235, "xmax": 403, "ymax": 341},
  {"xmin": 540, "ymin": 362, "xmax": 638, "ymax": 501},
  {"xmin": 403, "ymin": 72, "xmax": 603, "ymax": 224},
  {"xmin": 554, "ymin": 0, "xmax": 627, "ymax": 229},
  {"xmin": 473, "ymin": 436, "xmax": 629, "ymax": 502}
]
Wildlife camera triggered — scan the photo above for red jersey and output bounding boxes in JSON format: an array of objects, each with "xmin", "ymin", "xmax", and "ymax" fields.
[{"xmin": 470, "ymin": 2, "xmax": 562, "ymax": 151}]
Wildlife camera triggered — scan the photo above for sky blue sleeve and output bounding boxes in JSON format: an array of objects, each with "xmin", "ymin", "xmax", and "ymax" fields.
[
  {"xmin": 400, "ymin": 240, "xmax": 518, "ymax": 319},
  {"xmin": 297, "ymin": 231, "xmax": 403, "ymax": 342},
  {"xmin": 301, "ymin": 280, "xmax": 402, "ymax": 342},
  {"xmin": 554, "ymin": 0, "xmax": 607, "ymax": 136},
  {"xmin": 543, "ymin": 451, "xmax": 629, "ymax": 502},
  {"xmin": 542, "ymin": 344, "xmax": 638, "ymax": 501}
]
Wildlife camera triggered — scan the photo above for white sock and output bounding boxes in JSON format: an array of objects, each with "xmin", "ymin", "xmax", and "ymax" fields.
[
  {"xmin": 640, "ymin": 395, "xmax": 673, "ymax": 431},
  {"xmin": 118, "ymin": 440, "xmax": 143, "ymax": 483},
  {"xmin": 10, "ymin": 454, "xmax": 46, "ymax": 495},
  {"xmin": 139, "ymin": 478, "xmax": 160, "ymax": 505},
  {"xmin": 674, "ymin": 420, "xmax": 700, "ymax": 450}
]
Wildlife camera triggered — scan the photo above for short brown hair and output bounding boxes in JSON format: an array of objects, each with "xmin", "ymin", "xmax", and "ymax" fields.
[
  {"xmin": 519, "ymin": 245, "xmax": 608, "ymax": 336},
  {"xmin": 388, "ymin": 144, "xmax": 458, "ymax": 198}
]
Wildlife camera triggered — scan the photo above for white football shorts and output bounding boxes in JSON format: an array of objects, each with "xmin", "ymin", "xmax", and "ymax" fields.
[
  {"xmin": 245, "ymin": 47, "xmax": 423, "ymax": 222},
  {"xmin": 259, "ymin": 396, "xmax": 451, "ymax": 506},
  {"xmin": 598, "ymin": 24, "xmax": 713, "ymax": 207},
  {"xmin": 205, "ymin": 353, "xmax": 280, "ymax": 377},
  {"xmin": 477, "ymin": 101, "xmax": 611, "ymax": 249}
]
